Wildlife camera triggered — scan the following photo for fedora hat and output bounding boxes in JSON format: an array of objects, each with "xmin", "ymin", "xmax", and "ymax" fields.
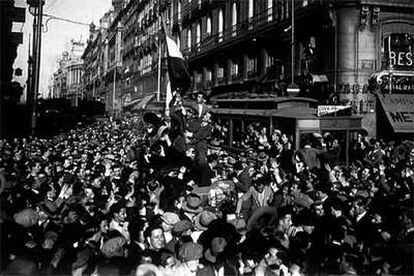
[
  {"xmin": 182, "ymin": 193, "xmax": 203, "ymax": 214},
  {"xmin": 143, "ymin": 112, "xmax": 161, "ymax": 126},
  {"xmin": 194, "ymin": 211, "xmax": 217, "ymax": 231},
  {"xmin": 247, "ymin": 207, "xmax": 278, "ymax": 232},
  {"xmin": 257, "ymin": 152, "xmax": 269, "ymax": 163}
]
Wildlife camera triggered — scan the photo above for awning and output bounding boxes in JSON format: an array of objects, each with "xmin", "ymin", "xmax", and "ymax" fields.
[
  {"xmin": 132, "ymin": 94, "xmax": 155, "ymax": 111},
  {"xmin": 311, "ymin": 74, "xmax": 328, "ymax": 83},
  {"xmin": 378, "ymin": 94, "xmax": 414, "ymax": 133}
]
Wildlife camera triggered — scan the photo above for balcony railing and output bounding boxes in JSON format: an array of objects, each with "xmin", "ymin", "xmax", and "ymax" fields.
[
  {"xmin": 182, "ymin": 0, "xmax": 214, "ymax": 23},
  {"xmin": 182, "ymin": 2, "xmax": 322, "ymax": 60}
]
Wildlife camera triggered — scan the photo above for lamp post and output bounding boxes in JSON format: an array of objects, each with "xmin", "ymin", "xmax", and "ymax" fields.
[
  {"xmin": 287, "ymin": 0, "xmax": 300, "ymax": 95},
  {"xmin": 27, "ymin": 0, "xmax": 44, "ymax": 136}
]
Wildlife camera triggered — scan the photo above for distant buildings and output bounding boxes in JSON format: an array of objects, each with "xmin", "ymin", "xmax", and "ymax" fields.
[
  {"xmin": 82, "ymin": 0, "xmax": 169, "ymax": 113},
  {"xmin": 50, "ymin": 40, "xmax": 85, "ymax": 106}
]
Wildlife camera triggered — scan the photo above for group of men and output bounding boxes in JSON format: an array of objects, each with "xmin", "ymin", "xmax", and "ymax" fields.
[{"xmin": 0, "ymin": 92, "xmax": 413, "ymax": 275}]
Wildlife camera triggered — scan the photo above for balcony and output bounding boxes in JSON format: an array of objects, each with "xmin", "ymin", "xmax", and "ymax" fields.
[
  {"xmin": 184, "ymin": 3, "xmax": 322, "ymax": 62},
  {"xmin": 182, "ymin": 0, "xmax": 214, "ymax": 24}
]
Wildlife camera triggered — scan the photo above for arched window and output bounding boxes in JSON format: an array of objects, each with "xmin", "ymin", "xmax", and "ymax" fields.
[
  {"xmin": 218, "ymin": 9, "xmax": 224, "ymax": 42},
  {"xmin": 232, "ymin": 2, "xmax": 237, "ymax": 36},
  {"xmin": 187, "ymin": 28, "xmax": 192, "ymax": 50},
  {"xmin": 206, "ymin": 16, "xmax": 212, "ymax": 36}
]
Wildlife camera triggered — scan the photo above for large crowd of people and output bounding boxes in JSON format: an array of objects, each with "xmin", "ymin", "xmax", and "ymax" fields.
[{"xmin": 0, "ymin": 93, "xmax": 413, "ymax": 276}]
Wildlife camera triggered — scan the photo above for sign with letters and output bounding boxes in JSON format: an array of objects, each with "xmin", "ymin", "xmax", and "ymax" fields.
[
  {"xmin": 317, "ymin": 105, "xmax": 350, "ymax": 117},
  {"xmin": 378, "ymin": 94, "xmax": 414, "ymax": 133}
]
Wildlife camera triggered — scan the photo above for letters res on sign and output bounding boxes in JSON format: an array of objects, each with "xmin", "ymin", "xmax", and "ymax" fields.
[{"xmin": 389, "ymin": 51, "xmax": 414, "ymax": 67}]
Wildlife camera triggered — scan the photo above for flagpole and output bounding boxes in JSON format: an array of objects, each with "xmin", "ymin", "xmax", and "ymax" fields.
[
  {"xmin": 157, "ymin": 37, "xmax": 162, "ymax": 102},
  {"xmin": 159, "ymin": 12, "xmax": 169, "ymax": 116},
  {"xmin": 156, "ymin": 2, "xmax": 166, "ymax": 103}
]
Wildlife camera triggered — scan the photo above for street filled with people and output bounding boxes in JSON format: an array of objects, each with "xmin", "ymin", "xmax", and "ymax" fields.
[{"xmin": 1, "ymin": 97, "xmax": 413, "ymax": 275}]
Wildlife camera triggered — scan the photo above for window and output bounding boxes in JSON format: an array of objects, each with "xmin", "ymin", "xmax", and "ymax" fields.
[
  {"xmin": 231, "ymin": 60, "xmax": 239, "ymax": 79},
  {"xmin": 280, "ymin": 0, "xmax": 284, "ymax": 21},
  {"xmin": 195, "ymin": 72, "xmax": 202, "ymax": 87},
  {"xmin": 178, "ymin": 0, "xmax": 181, "ymax": 21},
  {"xmin": 248, "ymin": 0, "xmax": 254, "ymax": 19},
  {"xmin": 265, "ymin": 52, "xmax": 274, "ymax": 70},
  {"xmin": 196, "ymin": 23, "xmax": 201, "ymax": 48},
  {"xmin": 382, "ymin": 33, "xmax": 414, "ymax": 69},
  {"xmin": 247, "ymin": 55, "xmax": 258, "ymax": 75},
  {"xmin": 232, "ymin": 2, "xmax": 237, "ymax": 36},
  {"xmin": 267, "ymin": 0, "xmax": 273, "ymax": 22},
  {"xmin": 206, "ymin": 68, "xmax": 212, "ymax": 82},
  {"xmin": 187, "ymin": 28, "xmax": 192, "ymax": 50},
  {"xmin": 218, "ymin": 9, "xmax": 224, "ymax": 42},
  {"xmin": 206, "ymin": 16, "xmax": 212, "ymax": 36},
  {"xmin": 217, "ymin": 66, "xmax": 224, "ymax": 80},
  {"xmin": 285, "ymin": 0, "xmax": 289, "ymax": 20},
  {"xmin": 205, "ymin": 68, "xmax": 212, "ymax": 89}
]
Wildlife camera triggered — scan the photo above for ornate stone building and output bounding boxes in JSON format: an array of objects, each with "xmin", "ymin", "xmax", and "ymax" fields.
[{"xmin": 50, "ymin": 41, "xmax": 85, "ymax": 106}]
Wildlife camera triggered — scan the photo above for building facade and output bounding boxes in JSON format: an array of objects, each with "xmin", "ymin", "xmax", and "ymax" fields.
[
  {"xmin": 80, "ymin": 0, "xmax": 413, "ymax": 135},
  {"xmin": 82, "ymin": 0, "xmax": 171, "ymax": 113},
  {"xmin": 50, "ymin": 40, "xmax": 85, "ymax": 106},
  {"xmin": 169, "ymin": 0, "xmax": 413, "ymax": 135}
]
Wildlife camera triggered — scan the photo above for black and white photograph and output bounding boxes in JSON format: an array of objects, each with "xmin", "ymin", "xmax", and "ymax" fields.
[{"xmin": 1, "ymin": 0, "xmax": 413, "ymax": 275}]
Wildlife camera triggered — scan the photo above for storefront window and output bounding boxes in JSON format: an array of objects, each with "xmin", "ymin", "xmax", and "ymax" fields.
[{"xmin": 382, "ymin": 33, "xmax": 414, "ymax": 70}]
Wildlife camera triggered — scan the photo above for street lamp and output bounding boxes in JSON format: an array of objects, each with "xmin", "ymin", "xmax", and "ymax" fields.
[
  {"xmin": 287, "ymin": 0, "xmax": 300, "ymax": 95},
  {"xmin": 27, "ymin": 0, "xmax": 44, "ymax": 135}
]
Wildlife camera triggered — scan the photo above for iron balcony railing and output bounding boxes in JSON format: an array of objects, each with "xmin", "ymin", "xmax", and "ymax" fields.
[{"xmin": 182, "ymin": 1, "xmax": 324, "ymax": 60}]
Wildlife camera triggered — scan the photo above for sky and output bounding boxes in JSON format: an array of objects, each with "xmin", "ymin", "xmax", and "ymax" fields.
[{"xmin": 13, "ymin": 0, "xmax": 113, "ymax": 100}]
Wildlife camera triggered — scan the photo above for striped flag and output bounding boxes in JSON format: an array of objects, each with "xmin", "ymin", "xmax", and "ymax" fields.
[{"xmin": 165, "ymin": 34, "xmax": 191, "ymax": 94}]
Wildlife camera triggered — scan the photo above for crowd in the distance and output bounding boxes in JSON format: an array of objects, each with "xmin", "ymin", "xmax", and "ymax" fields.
[{"xmin": 0, "ymin": 92, "xmax": 413, "ymax": 276}]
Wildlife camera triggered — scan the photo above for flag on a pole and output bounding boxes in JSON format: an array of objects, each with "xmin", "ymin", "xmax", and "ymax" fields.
[
  {"xmin": 165, "ymin": 34, "xmax": 191, "ymax": 94},
  {"xmin": 165, "ymin": 74, "xmax": 173, "ymax": 112}
]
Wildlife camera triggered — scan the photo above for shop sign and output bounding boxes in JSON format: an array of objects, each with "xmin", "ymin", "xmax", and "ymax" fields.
[
  {"xmin": 378, "ymin": 95, "xmax": 414, "ymax": 133},
  {"xmin": 389, "ymin": 51, "xmax": 413, "ymax": 68},
  {"xmin": 317, "ymin": 105, "xmax": 350, "ymax": 117}
]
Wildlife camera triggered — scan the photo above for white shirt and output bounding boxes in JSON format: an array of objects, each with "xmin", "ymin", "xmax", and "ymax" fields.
[
  {"xmin": 356, "ymin": 211, "xmax": 367, "ymax": 222},
  {"xmin": 198, "ymin": 104, "xmax": 203, "ymax": 118},
  {"xmin": 109, "ymin": 220, "xmax": 130, "ymax": 243}
]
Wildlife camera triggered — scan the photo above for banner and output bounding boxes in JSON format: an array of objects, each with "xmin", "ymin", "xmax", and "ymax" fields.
[
  {"xmin": 317, "ymin": 105, "xmax": 350, "ymax": 116},
  {"xmin": 378, "ymin": 95, "xmax": 414, "ymax": 133}
]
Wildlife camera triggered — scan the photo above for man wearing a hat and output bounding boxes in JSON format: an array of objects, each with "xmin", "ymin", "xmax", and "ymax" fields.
[
  {"xmin": 182, "ymin": 193, "xmax": 204, "ymax": 222},
  {"xmin": 171, "ymin": 242, "xmax": 203, "ymax": 276},
  {"xmin": 161, "ymin": 212, "xmax": 180, "ymax": 244},
  {"xmin": 143, "ymin": 112, "xmax": 162, "ymax": 144},
  {"xmin": 236, "ymin": 173, "xmax": 274, "ymax": 218}
]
